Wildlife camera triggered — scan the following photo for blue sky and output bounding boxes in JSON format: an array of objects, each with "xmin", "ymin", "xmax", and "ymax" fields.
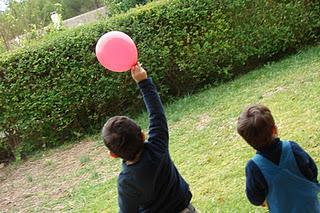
[{"xmin": 0, "ymin": 0, "xmax": 7, "ymax": 11}]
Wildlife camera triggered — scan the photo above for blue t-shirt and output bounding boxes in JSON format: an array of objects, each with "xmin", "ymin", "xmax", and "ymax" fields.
[
  {"xmin": 246, "ymin": 138, "xmax": 319, "ymax": 205},
  {"xmin": 117, "ymin": 78, "xmax": 192, "ymax": 213}
]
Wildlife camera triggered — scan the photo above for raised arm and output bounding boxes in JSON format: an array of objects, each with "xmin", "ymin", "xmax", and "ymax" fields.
[{"xmin": 131, "ymin": 64, "xmax": 169, "ymax": 151}]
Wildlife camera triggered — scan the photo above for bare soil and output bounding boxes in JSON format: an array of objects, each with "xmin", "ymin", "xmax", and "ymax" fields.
[{"xmin": 0, "ymin": 140, "xmax": 118, "ymax": 212}]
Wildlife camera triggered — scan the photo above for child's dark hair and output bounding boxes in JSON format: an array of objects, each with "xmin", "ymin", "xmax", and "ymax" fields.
[
  {"xmin": 102, "ymin": 116, "xmax": 144, "ymax": 161},
  {"xmin": 237, "ymin": 104, "xmax": 275, "ymax": 150}
]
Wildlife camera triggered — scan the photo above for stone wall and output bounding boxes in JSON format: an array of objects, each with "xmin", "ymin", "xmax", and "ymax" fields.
[{"xmin": 63, "ymin": 7, "xmax": 108, "ymax": 28}]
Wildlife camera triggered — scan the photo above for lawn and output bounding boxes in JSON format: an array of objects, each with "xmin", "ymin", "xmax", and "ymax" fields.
[{"xmin": 1, "ymin": 45, "xmax": 319, "ymax": 212}]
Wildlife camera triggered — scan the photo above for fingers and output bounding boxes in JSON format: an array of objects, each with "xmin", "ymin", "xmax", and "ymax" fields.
[
  {"xmin": 131, "ymin": 64, "xmax": 137, "ymax": 73},
  {"xmin": 131, "ymin": 62, "xmax": 139, "ymax": 71},
  {"xmin": 131, "ymin": 62, "xmax": 142, "ymax": 74},
  {"xmin": 130, "ymin": 63, "xmax": 140, "ymax": 82},
  {"xmin": 130, "ymin": 65, "xmax": 137, "ymax": 79},
  {"xmin": 131, "ymin": 62, "xmax": 147, "ymax": 83}
]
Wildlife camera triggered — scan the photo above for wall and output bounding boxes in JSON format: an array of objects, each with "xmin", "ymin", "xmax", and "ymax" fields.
[{"xmin": 63, "ymin": 7, "xmax": 107, "ymax": 28}]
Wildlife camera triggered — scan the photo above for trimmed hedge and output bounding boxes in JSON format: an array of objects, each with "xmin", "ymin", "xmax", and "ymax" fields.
[
  {"xmin": 104, "ymin": 0, "xmax": 152, "ymax": 16},
  {"xmin": 0, "ymin": 0, "xmax": 319, "ymax": 160}
]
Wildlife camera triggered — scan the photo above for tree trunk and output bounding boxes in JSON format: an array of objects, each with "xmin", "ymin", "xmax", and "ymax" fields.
[{"xmin": 0, "ymin": 30, "xmax": 10, "ymax": 50}]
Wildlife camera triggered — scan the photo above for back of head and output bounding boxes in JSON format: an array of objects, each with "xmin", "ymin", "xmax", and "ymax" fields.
[
  {"xmin": 102, "ymin": 116, "xmax": 144, "ymax": 161},
  {"xmin": 237, "ymin": 104, "xmax": 275, "ymax": 150}
]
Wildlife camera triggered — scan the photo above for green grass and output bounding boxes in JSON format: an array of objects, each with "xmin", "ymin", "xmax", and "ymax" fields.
[
  {"xmin": 40, "ymin": 45, "xmax": 320, "ymax": 212},
  {"xmin": 79, "ymin": 155, "xmax": 91, "ymax": 165}
]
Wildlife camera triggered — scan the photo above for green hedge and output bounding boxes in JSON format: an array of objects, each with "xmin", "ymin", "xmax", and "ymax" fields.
[
  {"xmin": 0, "ymin": 0, "xmax": 319, "ymax": 160},
  {"xmin": 104, "ymin": 0, "xmax": 152, "ymax": 16}
]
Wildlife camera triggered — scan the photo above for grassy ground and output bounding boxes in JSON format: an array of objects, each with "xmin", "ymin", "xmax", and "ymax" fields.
[{"xmin": 1, "ymin": 45, "xmax": 320, "ymax": 212}]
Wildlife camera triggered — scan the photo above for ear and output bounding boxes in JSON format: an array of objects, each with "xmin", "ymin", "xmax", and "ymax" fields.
[
  {"xmin": 272, "ymin": 125, "xmax": 278, "ymax": 137},
  {"xmin": 141, "ymin": 132, "xmax": 146, "ymax": 142},
  {"xmin": 109, "ymin": 151, "xmax": 119, "ymax": 158}
]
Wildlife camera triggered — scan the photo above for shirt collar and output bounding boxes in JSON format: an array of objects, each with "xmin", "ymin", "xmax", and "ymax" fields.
[{"xmin": 256, "ymin": 137, "xmax": 281, "ymax": 154}]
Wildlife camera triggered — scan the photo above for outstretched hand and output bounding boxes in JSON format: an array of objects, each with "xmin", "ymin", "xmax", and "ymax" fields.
[{"xmin": 131, "ymin": 62, "xmax": 147, "ymax": 83}]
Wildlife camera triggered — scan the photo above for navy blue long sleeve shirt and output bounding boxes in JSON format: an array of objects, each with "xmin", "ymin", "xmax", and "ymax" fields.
[
  {"xmin": 245, "ymin": 138, "xmax": 319, "ymax": 205},
  {"xmin": 117, "ymin": 78, "xmax": 192, "ymax": 213}
]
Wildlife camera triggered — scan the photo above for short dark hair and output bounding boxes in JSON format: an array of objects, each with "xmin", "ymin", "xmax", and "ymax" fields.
[
  {"xmin": 102, "ymin": 116, "xmax": 143, "ymax": 161},
  {"xmin": 237, "ymin": 104, "xmax": 275, "ymax": 150}
]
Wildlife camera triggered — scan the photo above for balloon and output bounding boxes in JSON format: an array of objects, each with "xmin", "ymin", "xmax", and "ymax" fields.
[{"xmin": 95, "ymin": 31, "xmax": 138, "ymax": 72}]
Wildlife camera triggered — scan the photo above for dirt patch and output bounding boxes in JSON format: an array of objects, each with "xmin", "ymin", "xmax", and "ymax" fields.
[
  {"xmin": 263, "ymin": 86, "xmax": 287, "ymax": 98},
  {"xmin": 196, "ymin": 114, "xmax": 212, "ymax": 130},
  {"xmin": 0, "ymin": 140, "xmax": 119, "ymax": 212}
]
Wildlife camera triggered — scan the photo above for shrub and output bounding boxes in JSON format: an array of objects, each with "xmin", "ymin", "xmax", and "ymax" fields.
[
  {"xmin": 0, "ymin": 0, "xmax": 319, "ymax": 161},
  {"xmin": 104, "ymin": 0, "xmax": 152, "ymax": 16}
]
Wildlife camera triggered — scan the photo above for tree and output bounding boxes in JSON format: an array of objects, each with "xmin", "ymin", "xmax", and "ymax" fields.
[
  {"xmin": 60, "ymin": 0, "xmax": 104, "ymax": 19},
  {"xmin": 0, "ymin": 0, "xmax": 104, "ymax": 51},
  {"xmin": 0, "ymin": 11, "xmax": 18, "ymax": 50}
]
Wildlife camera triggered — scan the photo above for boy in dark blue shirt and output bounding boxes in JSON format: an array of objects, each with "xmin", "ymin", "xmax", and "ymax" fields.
[
  {"xmin": 102, "ymin": 64, "xmax": 196, "ymax": 213},
  {"xmin": 237, "ymin": 104, "xmax": 320, "ymax": 212}
]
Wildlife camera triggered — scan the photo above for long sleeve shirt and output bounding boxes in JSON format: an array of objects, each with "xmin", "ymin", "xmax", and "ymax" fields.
[
  {"xmin": 117, "ymin": 78, "xmax": 192, "ymax": 213},
  {"xmin": 245, "ymin": 138, "xmax": 318, "ymax": 205}
]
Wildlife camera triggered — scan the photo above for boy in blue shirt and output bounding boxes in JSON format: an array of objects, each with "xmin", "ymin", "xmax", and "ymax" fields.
[
  {"xmin": 237, "ymin": 104, "xmax": 320, "ymax": 212},
  {"xmin": 102, "ymin": 64, "xmax": 196, "ymax": 213}
]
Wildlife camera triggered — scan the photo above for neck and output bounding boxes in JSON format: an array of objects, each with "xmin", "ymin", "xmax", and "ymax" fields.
[{"xmin": 125, "ymin": 151, "xmax": 143, "ymax": 165}]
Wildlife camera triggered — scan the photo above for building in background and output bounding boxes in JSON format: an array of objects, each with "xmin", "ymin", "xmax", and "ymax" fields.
[{"xmin": 62, "ymin": 6, "xmax": 107, "ymax": 28}]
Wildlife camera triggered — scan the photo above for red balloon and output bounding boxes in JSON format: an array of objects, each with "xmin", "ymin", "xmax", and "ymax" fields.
[{"xmin": 95, "ymin": 31, "xmax": 138, "ymax": 72}]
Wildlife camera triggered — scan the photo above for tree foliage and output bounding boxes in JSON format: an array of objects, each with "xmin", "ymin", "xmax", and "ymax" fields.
[{"xmin": 0, "ymin": 0, "xmax": 104, "ymax": 51}]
